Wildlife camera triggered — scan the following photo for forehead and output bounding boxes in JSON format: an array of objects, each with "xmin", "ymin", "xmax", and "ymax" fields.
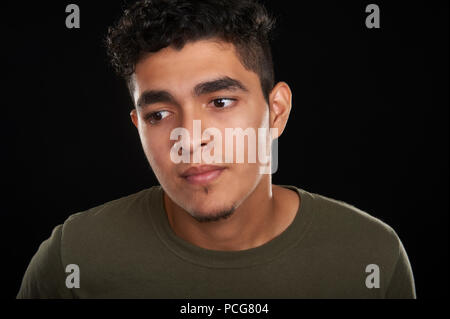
[{"xmin": 133, "ymin": 39, "xmax": 259, "ymax": 100}]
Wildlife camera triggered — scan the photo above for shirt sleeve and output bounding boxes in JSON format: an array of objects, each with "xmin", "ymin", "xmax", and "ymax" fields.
[
  {"xmin": 384, "ymin": 233, "xmax": 417, "ymax": 299},
  {"xmin": 17, "ymin": 224, "xmax": 74, "ymax": 299}
]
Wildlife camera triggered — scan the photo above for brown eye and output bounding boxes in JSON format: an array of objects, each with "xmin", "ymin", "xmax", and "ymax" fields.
[
  {"xmin": 146, "ymin": 110, "xmax": 170, "ymax": 124},
  {"xmin": 211, "ymin": 98, "xmax": 236, "ymax": 108}
]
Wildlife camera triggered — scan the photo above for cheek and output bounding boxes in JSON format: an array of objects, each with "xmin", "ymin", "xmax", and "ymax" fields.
[
  {"xmin": 209, "ymin": 102, "xmax": 269, "ymax": 165},
  {"xmin": 139, "ymin": 127, "xmax": 173, "ymax": 172},
  {"xmin": 234, "ymin": 103, "xmax": 270, "ymax": 164},
  {"xmin": 214, "ymin": 101, "xmax": 268, "ymax": 136},
  {"xmin": 239, "ymin": 99, "xmax": 269, "ymax": 129}
]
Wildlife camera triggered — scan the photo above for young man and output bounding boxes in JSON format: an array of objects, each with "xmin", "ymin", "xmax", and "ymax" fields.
[{"xmin": 17, "ymin": 0, "xmax": 416, "ymax": 298}]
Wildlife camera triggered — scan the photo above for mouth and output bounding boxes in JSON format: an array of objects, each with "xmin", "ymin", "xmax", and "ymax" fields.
[{"xmin": 180, "ymin": 165, "xmax": 227, "ymax": 185}]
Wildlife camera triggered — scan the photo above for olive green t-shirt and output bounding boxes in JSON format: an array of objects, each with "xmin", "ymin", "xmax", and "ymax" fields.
[{"xmin": 17, "ymin": 185, "xmax": 416, "ymax": 298}]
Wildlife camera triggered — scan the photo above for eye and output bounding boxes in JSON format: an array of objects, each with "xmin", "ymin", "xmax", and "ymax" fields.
[
  {"xmin": 209, "ymin": 98, "xmax": 236, "ymax": 109},
  {"xmin": 145, "ymin": 110, "xmax": 171, "ymax": 124}
]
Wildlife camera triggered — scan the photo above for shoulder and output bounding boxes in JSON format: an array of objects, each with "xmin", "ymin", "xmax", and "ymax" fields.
[
  {"xmin": 60, "ymin": 186, "xmax": 163, "ymax": 279},
  {"xmin": 60, "ymin": 185, "xmax": 162, "ymax": 241},
  {"xmin": 287, "ymin": 186, "xmax": 415, "ymax": 298},
  {"xmin": 306, "ymin": 189, "xmax": 398, "ymax": 240},
  {"xmin": 294, "ymin": 187, "xmax": 403, "ymax": 264},
  {"xmin": 304, "ymin": 189, "xmax": 416, "ymax": 298},
  {"xmin": 64, "ymin": 187, "xmax": 157, "ymax": 226},
  {"xmin": 17, "ymin": 224, "xmax": 72, "ymax": 298},
  {"xmin": 17, "ymin": 186, "xmax": 163, "ymax": 298},
  {"xmin": 58, "ymin": 186, "xmax": 163, "ymax": 265}
]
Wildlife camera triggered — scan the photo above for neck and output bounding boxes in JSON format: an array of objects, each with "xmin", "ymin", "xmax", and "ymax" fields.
[{"xmin": 163, "ymin": 175, "xmax": 280, "ymax": 251}]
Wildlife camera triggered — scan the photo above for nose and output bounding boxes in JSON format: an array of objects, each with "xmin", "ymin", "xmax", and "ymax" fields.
[{"xmin": 178, "ymin": 112, "xmax": 210, "ymax": 160}]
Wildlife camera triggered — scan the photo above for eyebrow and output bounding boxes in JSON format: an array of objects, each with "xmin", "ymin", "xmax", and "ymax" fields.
[
  {"xmin": 193, "ymin": 76, "xmax": 248, "ymax": 96},
  {"xmin": 136, "ymin": 90, "xmax": 177, "ymax": 109},
  {"xmin": 136, "ymin": 76, "xmax": 248, "ymax": 109}
]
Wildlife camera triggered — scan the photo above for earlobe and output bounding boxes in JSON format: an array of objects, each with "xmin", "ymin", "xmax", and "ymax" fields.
[
  {"xmin": 130, "ymin": 109, "xmax": 139, "ymax": 129},
  {"xmin": 269, "ymin": 82, "xmax": 292, "ymax": 138}
]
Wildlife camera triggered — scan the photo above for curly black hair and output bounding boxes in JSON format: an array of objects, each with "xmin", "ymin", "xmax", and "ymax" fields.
[{"xmin": 105, "ymin": 0, "xmax": 276, "ymax": 103}]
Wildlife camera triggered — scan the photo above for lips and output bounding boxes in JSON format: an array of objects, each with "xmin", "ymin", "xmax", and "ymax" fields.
[{"xmin": 180, "ymin": 165, "xmax": 226, "ymax": 185}]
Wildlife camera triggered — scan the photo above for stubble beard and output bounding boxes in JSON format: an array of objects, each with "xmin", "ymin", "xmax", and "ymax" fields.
[{"xmin": 189, "ymin": 205, "xmax": 236, "ymax": 223}]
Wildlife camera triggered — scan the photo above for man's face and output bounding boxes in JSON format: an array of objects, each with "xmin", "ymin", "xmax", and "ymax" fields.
[{"xmin": 130, "ymin": 39, "xmax": 272, "ymax": 220}]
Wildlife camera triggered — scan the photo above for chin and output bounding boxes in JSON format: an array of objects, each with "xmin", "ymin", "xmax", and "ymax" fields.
[
  {"xmin": 188, "ymin": 206, "xmax": 236, "ymax": 223},
  {"xmin": 182, "ymin": 200, "xmax": 236, "ymax": 223}
]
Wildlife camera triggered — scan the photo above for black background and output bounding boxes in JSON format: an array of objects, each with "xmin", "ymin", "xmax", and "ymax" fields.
[{"xmin": 1, "ymin": 0, "xmax": 448, "ymax": 299}]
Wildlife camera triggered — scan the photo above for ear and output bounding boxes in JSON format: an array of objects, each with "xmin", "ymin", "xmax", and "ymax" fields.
[
  {"xmin": 130, "ymin": 108, "xmax": 139, "ymax": 129},
  {"xmin": 269, "ymin": 82, "xmax": 292, "ymax": 138}
]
